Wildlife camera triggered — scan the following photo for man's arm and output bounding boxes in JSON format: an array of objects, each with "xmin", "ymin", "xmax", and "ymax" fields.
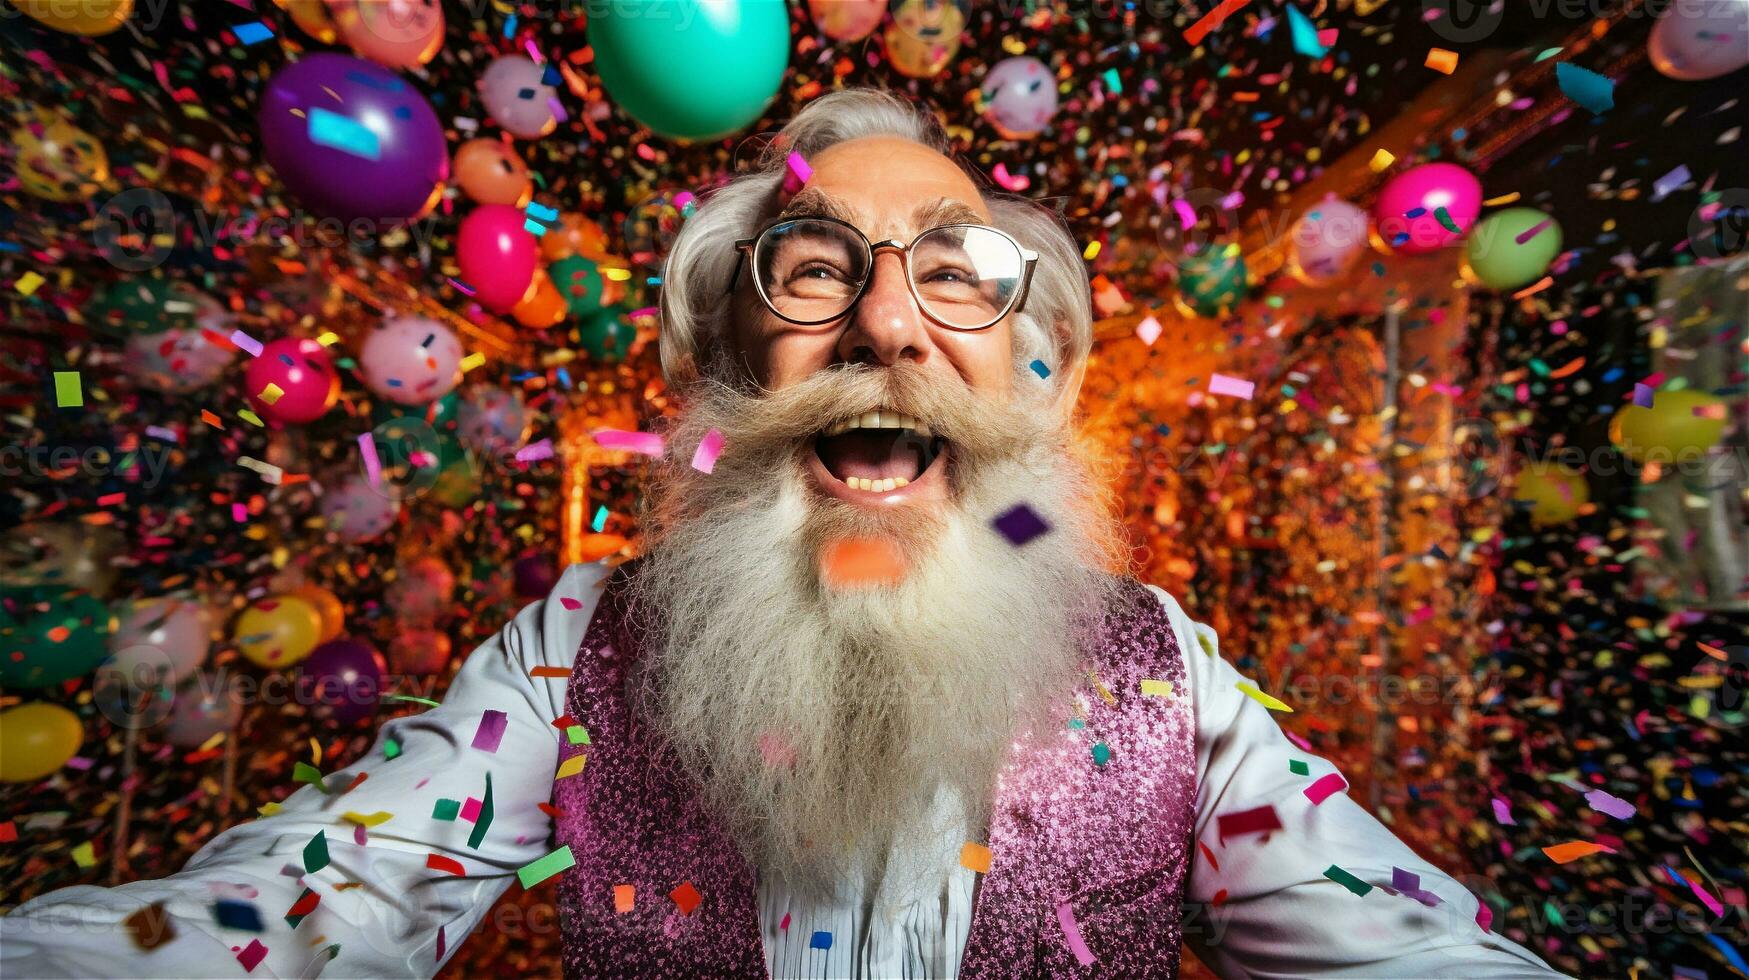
[
  {"xmin": 1, "ymin": 562, "xmax": 610, "ymax": 979},
  {"xmin": 1148, "ymin": 586, "xmax": 1564, "ymax": 978}
]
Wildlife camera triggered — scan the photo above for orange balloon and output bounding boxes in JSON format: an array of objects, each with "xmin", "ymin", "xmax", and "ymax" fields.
[
  {"xmin": 453, "ymin": 138, "xmax": 532, "ymax": 207},
  {"xmin": 325, "ymin": 0, "xmax": 444, "ymax": 68},
  {"xmin": 292, "ymin": 584, "xmax": 346, "ymax": 642},
  {"xmin": 540, "ymin": 213, "xmax": 609, "ymax": 262},
  {"xmin": 512, "ymin": 268, "xmax": 567, "ymax": 329},
  {"xmin": 275, "ymin": 0, "xmax": 337, "ymax": 43}
]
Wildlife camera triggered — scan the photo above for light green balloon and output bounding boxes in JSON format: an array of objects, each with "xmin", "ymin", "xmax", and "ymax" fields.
[
  {"xmin": 589, "ymin": 0, "xmax": 790, "ymax": 142},
  {"xmin": 1466, "ymin": 208, "xmax": 1562, "ymax": 290}
]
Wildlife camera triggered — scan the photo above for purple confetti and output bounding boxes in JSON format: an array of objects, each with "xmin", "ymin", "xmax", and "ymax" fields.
[
  {"xmin": 992, "ymin": 503, "xmax": 1051, "ymax": 546},
  {"xmin": 230, "ymin": 329, "xmax": 264, "ymax": 357},
  {"xmin": 514, "ymin": 439, "xmax": 554, "ymax": 463},
  {"xmin": 1491, "ymin": 796, "xmax": 1515, "ymax": 825},
  {"xmin": 471, "ymin": 709, "xmax": 508, "ymax": 753},
  {"xmin": 1652, "ymin": 165, "xmax": 1691, "ymax": 202},
  {"xmin": 1632, "ymin": 383, "xmax": 1654, "ymax": 408},
  {"xmin": 1585, "ymin": 788, "xmax": 1636, "ymax": 820}
]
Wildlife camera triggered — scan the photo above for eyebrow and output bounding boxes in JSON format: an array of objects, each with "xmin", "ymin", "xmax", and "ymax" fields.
[
  {"xmin": 774, "ymin": 188, "xmax": 861, "ymax": 225},
  {"xmin": 910, "ymin": 198, "xmax": 986, "ymax": 229},
  {"xmin": 772, "ymin": 190, "xmax": 989, "ymax": 240}
]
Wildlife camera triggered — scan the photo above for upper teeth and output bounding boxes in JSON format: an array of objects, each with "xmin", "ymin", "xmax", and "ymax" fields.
[{"xmin": 822, "ymin": 411, "xmax": 933, "ymax": 438}]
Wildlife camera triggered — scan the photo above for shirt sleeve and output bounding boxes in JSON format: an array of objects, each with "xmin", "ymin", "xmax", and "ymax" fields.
[
  {"xmin": 1147, "ymin": 585, "xmax": 1565, "ymax": 979},
  {"xmin": 0, "ymin": 561, "xmax": 612, "ymax": 980}
]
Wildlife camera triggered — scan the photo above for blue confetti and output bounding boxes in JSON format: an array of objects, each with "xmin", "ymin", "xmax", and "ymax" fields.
[
  {"xmin": 233, "ymin": 21, "xmax": 273, "ymax": 45},
  {"xmin": 307, "ymin": 108, "xmax": 381, "ymax": 161},
  {"xmin": 1029, "ymin": 359, "xmax": 1051, "ymax": 379}
]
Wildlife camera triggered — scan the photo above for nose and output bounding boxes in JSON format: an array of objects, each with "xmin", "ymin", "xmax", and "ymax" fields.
[{"xmin": 836, "ymin": 250, "xmax": 930, "ymax": 367}]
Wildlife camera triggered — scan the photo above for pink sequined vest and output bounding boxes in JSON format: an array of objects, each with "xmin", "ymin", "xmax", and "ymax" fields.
[{"xmin": 552, "ymin": 569, "xmax": 1197, "ymax": 977}]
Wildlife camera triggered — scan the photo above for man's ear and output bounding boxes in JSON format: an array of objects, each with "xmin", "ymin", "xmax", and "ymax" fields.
[{"xmin": 1048, "ymin": 316, "xmax": 1086, "ymax": 423}]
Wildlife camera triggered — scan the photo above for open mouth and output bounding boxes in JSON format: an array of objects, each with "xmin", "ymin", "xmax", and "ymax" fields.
[{"xmin": 810, "ymin": 409, "xmax": 947, "ymax": 496}]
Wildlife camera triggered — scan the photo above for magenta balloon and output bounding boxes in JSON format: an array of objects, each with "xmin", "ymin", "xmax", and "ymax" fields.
[
  {"xmin": 245, "ymin": 337, "xmax": 340, "ymax": 425},
  {"xmin": 297, "ymin": 639, "xmax": 386, "ymax": 726},
  {"xmin": 1648, "ymin": 0, "xmax": 1749, "ymax": 80},
  {"xmin": 1372, "ymin": 163, "xmax": 1482, "ymax": 255},
  {"xmin": 359, "ymin": 315, "xmax": 463, "ymax": 405},
  {"xmin": 259, "ymin": 53, "xmax": 447, "ymax": 226},
  {"xmin": 457, "ymin": 205, "xmax": 539, "ymax": 313}
]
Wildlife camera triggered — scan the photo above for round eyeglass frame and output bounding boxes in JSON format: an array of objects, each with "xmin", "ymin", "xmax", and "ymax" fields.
[{"xmin": 728, "ymin": 215, "xmax": 1040, "ymax": 331}]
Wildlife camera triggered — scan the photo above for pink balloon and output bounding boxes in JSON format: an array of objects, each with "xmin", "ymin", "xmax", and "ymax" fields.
[
  {"xmin": 1648, "ymin": 0, "xmax": 1749, "ymax": 80},
  {"xmin": 321, "ymin": 473, "xmax": 399, "ymax": 543},
  {"xmin": 457, "ymin": 205, "xmax": 538, "ymax": 313},
  {"xmin": 244, "ymin": 337, "xmax": 340, "ymax": 426},
  {"xmin": 359, "ymin": 315, "xmax": 463, "ymax": 405},
  {"xmin": 1287, "ymin": 198, "xmax": 1370, "ymax": 284},
  {"xmin": 1371, "ymin": 163, "xmax": 1482, "ymax": 255},
  {"xmin": 388, "ymin": 626, "xmax": 452, "ymax": 675},
  {"xmin": 807, "ymin": 0, "xmax": 884, "ymax": 41},
  {"xmin": 477, "ymin": 55, "xmax": 558, "ymax": 140}
]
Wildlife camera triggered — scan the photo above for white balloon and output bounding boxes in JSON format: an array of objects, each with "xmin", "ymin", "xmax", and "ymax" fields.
[
  {"xmin": 109, "ymin": 595, "xmax": 211, "ymax": 687},
  {"xmin": 478, "ymin": 55, "xmax": 559, "ymax": 140},
  {"xmin": 358, "ymin": 315, "xmax": 463, "ymax": 405},
  {"xmin": 321, "ymin": 473, "xmax": 400, "ymax": 543},
  {"xmin": 1649, "ymin": 0, "xmax": 1749, "ymax": 80}
]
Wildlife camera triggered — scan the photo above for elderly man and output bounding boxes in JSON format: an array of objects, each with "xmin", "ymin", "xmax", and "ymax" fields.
[{"xmin": 1, "ymin": 90, "xmax": 1558, "ymax": 979}]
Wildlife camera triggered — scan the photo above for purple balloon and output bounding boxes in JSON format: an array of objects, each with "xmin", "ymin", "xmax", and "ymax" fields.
[
  {"xmin": 297, "ymin": 639, "xmax": 387, "ymax": 726},
  {"xmin": 259, "ymin": 53, "xmax": 448, "ymax": 227},
  {"xmin": 512, "ymin": 553, "xmax": 558, "ymax": 599}
]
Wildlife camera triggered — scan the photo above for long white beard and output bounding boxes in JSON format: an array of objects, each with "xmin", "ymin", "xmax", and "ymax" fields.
[{"xmin": 629, "ymin": 364, "xmax": 1118, "ymax": 903}]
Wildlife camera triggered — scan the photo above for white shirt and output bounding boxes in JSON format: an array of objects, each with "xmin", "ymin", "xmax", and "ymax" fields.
[{"xmin": 0, "ymin": 562, "xmax": 1560, "ymax": 979}]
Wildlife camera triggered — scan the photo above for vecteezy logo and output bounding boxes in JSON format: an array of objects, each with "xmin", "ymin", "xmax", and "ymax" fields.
[
  {"xmin": 1690, "ymin": 189, "xmax": 1749, "ymax": 260},
  {"xmin": 94, "ymin": 187, "xmax": 176, "ymax": 272},
  {"xmin": 1423, "ymin": 0, "xmax": 1505, "ymax": 43}
]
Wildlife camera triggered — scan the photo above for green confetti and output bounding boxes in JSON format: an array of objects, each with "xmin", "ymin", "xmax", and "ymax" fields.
[
  {"xmin": 516, "ymin": 845, "xmax": 576, "ymax": 889},
  {"xmin": 386, "ymin": 694, "xmax": 441, "ymax": 708},
  {"xmin": 1324, "ymin": 864, "xmax": 1373, "ymax": 897},
  {"xmin": 303, "ymin": 830, "xmax": 330, "ymax": 874},
  {"xmin": 52, "ymin": 371, "xmax": 83, "ymax": 408},
  {"xmin": 1289, "ymin": 759, "xmax": 1310, "ymax": 776},
  {"xmin": 433, "ymin": 799, "xmax": 461, "ymax": 821},
  {"xmin": 292, "ymin": 761, "xmax": 327, "ymax": 792},
  {"xmin": 1091, "ymin": 742, "xmax": 1111, "ymax": 766},
  {"xmin": 468, "ymin": 772, "xmax": 493, "ymax": 849},
  {"xmin": 1432, "ymin": 206, "xmax": 1462, "ymax": 235},
  {"xmin": 383, "ymin": 736, "xmax": 402, "ymax": 760},
  {"xmin": 566, "ymin": 725, "xmax": 590, "ymax": 746}
]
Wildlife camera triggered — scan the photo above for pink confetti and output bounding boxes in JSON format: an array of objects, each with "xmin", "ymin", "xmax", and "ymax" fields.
[
  {"xmin": 145, "ymin": 425, "xmax": 180, "ymax": 443},
  {"xmin": 64, "ymin": 755, "xmax": 94, "ymax": 770},
  {"xmin": 1207, "ymin": 373, "xmax": 1256, "ymax": 399},
  {"xmin": 1303, "ymin": 772, "xmax": 1348, "ymax": 805},
  {"xmin": 436, "ymin": 924, "xmax": 447, "ymax": 961},
  {"xmin": 782, "ymin": 152, "xmax": 813, "ymax": 195},
  {"xmin": 514, "ymin": 439, "xmax": 555, "ymax": 463},
  {"xmin": 1687, "ymin": 877, "xmax": 1725, "ymax": 918},
  {"xmin": 1584, "ymin": 789, "xmax": 1635, "ymax": 820},
  {"xmin": 523, "ymin": 39, "xmax": 543, "ymax": 62},
  {"xmin": 593, "ymin": 429, "xmax": 665, "ymax": 457},
  {"xmin": 1475, "ymin": 900, "xmax": 1494, "ymax": 932},
  {"xmin": 991, "ymin": 162, "xmax": 1030, "ymax": 192},
  {"xmin": 1172, "ymin": 198, "xmax": 1199, "ymax": 228},
  {"xmin": 558, "ymin": 597, "xmax": 582, "ymax": 610},
  {"xmin": 628, "ymin": 306, "xmax": 660, "ymax": 319},
  {"xmin": 1055, "ymin": 902, "xmax": 1097, "ymax": 967},
  {"xmin": 235, "ymin": 939, "xmax": 268, "ymax": 972},
  {"xmin": 1284, "ymin": 730, "xmax": 1312, "ymax": 751},
  {"xmin": 461, "ymin": 797, "xmax": 482, "ymax": 822},
  {"xmin": 690, "ymin": 429, "xmax": 725, "ymax": 473},
  {"xmin": 471, "ymin": 709, "xmax": 508, "ymax": 753},
  {"xmin": 1135, "ymin": 316, "xmax": 1162, "ymax": 346},
  {"xmin": 231, "ymin": 503, "xmax": 248, "ymax": 523},
  {"xmin": 358, "ymin": 432, "xmax": 381, "ymax": 485},
  {"xmin": 230, "ymin": 329, "xmax": 264, "ymax": 357},
  {"xmin": 1491, "ymin": 797, "xmax": 1515, "ymax": 825},
  {"xmin": 354, "ymin": 824, "xmax": 368, "ymax": 846}
]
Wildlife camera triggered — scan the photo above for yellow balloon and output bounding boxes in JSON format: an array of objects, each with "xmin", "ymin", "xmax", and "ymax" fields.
[
  {"xmin": 233, "ymin": 594, "xmax": 323, "ymax": 668},
  {"xmin": 274, "ymin": 0, "xmax": 337, "ymax": 43},
  {"xmin": 1513, "ymin": 462, "xmax": 1589, "ymax": 525},
  {"xmin": 0, "ymin": 702, "xmax": 84, "ymax": 783},
  {"xmin": 11, "ymin": 0, "xmax": 132, "ymax": 34},
  {"xmin": 292, "ymin": 584, "xmax": 346, "ymax": 643},
  {"xmin": 885, "ymin": 0, "xmax": 964, "ymax": 79},
  {"xmin": 1609, "ymin": 389, "xmax": 1727, "ymax": 464},
  {"xmin": 12, "ymin": 113, "xmax": 109, "ymax": 203}
]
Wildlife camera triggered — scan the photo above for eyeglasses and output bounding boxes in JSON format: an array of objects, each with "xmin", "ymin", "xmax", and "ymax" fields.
[{"xmin": 728, "ymin": 215, "xmax": 1038, "ymax": 331}]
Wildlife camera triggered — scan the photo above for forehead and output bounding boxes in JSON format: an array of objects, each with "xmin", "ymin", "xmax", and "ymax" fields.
[{"xmin": 794, "ymin": 136, "xmax": 990, "ymax": 237}]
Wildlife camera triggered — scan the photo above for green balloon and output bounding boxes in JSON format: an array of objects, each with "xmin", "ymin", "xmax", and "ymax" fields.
[
  {"xmin": 588, "ymin": 0, "xmax": 791, "ymax": 142},
  {"xmin": 1466, "ymin": 208, "xmax": 1562, "ymax": 290},
  {"xmin": 551, "ymin": 256, "xmax": 609, "ymax": 319},
  {"xmin": 371, "ymin": 391, "xmax": 462, "ymax": 436},
  {"xmin": 578, "ymin": 309, "xmax": 631, "ymax": 363},
  {"xmin": 1176, "ymin": 246, "xmax": 1249, "ymax": 317},
  {"xmin": 0, "ymin": 589, "xmax": 113, "ymax": 689},
  {"xmin": 86, "ymin": 277, "xmax": 199, "ymax": 335}
]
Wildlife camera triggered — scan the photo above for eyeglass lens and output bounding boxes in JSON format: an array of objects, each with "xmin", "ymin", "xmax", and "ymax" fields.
[{"xmin": 753, "ymin": 218, "xmax": 1024, "ymax": 328}]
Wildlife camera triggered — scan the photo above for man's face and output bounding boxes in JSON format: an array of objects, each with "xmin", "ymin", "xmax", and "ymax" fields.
[{"xmin": 729, "ymin": 136, "xmax": 1017, "ymax": 513}]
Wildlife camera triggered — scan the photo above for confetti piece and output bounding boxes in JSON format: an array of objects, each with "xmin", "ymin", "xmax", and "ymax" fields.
[
  {"xmin": 1234, "ymin": 680, "xmax": 1293, "ymax": 712},
  {"xmin": 820, "ymin": 537, "xmax": 907, "ymax": 587},
  {"xmin": 467, "ymin": 773, "xmax": 495, "ymax": 849},
  {"xmin": 292, "ymin": 761, "xmax": 326, "ymax": 790},
  {"xmin": 591, "ymin": 505, "xmax": 609, "ymax": 532},
  {"xmin": 303, "ymin": 831, "xmax": 330, "ymax": 874},
  {"xmin": 229, "ymin": 330, "xmax": 264, "ymax": 357},
  {"xmin": 1554, "ymin": 62, "xmax": 1614, "ymax": 115},
  {"xmin": 343, "ymin": 811, "xmax": 392, "ymax": 827},
  {"xmin": 691, "ymin": 428, "xmax": 725, "ymax": 473},
  {"xmin": 515, "ymin": 439, "xmax": 555, "ymax": 463},
  {"xmin": 992, "ymin": 503, "xmax": 1051, "ymax": 546},
  {"xmin": 0, "ymin": 821, "xmax": 15, "ymax": 843},
  {"xmin": 1140, "ymin": 678, "xmax": 1174, "ymax": 697},
  {"xmin": 471, "ymin": 710, "xmax": 509, "ymax": 753},
  {"xmin": 1432, "ymin": 206, "xmax": 1462, "ymax": 235},
  {"xmin": 426, "ymin": 854, "xmax": 466, "ymax": 876},
  {"xmin": 1029, "ymin": 359, "xmax": 1051, "ymax": 379},
  {"xmin": 782, "ymin": 151, "xmax": 812, "ymax": 196},
  {"xmin": 258, "ymin": 383, "xmax": 284, "ymax": 406},
  {"xmin": 1424, "ymin": 48, "xmax": 1459, "ymax": 74},
  {"xmin": 52, "ymin": 371, "xmax": 83, "ymax": 408},
  {"xmin": 1289, "ymin": 759, "xmax": 1310, "ymax": 776},
  {"xmin": 1055, "ymin": 902, "xmax": 1097, "ymax": 966},
  {"xmin": 670, "ymin": 881, "xmax": 702, "ymax": 915},
  {"xmin": 1324, "ymin": 865, "xmax": 1373, "ymax": 896},
  {"xmin": 386, "ymin": 694, "xmax": 441, "ymax": 708},
  {"xmin": 1542, "ymin": 840, "xmax": 1614, "ymax": 864},
  {"xmin": 235, "ymin": 939, "xmax": 268, "ymax": 972},
  {"xmin": 1207, "ymin": 374, "xmax": 1255, "ymax": 400},
  {"xmin": 383, "ymin": 736, "xmax": 401, "ymax": 760},
  {"xmin": 1217, "ymin": 804, "xmax": 1283, "ymax": 842},
  {"xmin": 1184, "ymin": 0, "xmax": 1251, "ymax": 45},
  {"xmin": 16, "ymin": 271, "xmax": 45, "ymax": 296},
  {"xmin": 71, "ymin": 841, "xmax": 96, "ymax": 867},
  {"xmin": 810, "ymin": 930, "xmax": 833, "ymax": 950},
  {"xmin": 212, "ymin": 899, "xmax": 264, "ymax": 931},
  {"xmin": 592, "ymin": 429, "xmax": 664, "ymax": 456},
  {"xmin": 1492, "ymin": 797, "xmax": 1515, "ymax": 825},
  {"xmin": 307, "ymin": 107, "xmax": 382, "ymax": 160},
  {"xmin": 530, "ymin": 665, "xmax": 571, "ymax": 678},
  {"xmin": 125, "ymin": 904, "xmax": 174, "ymax": 950},
  {"xmin": 514, "ymin": 843, "xmax": 577, "ymax": 889},
  {"xmin": 1652, "ymin": 164, "xmax": 1692, "ymax": 202},
  {"xmin": 1368, "ymin": 149, "xmax": 1395, "ymax": 172},
  {"xmin": 1135, "ymin": 315, "xmax": 1163, "ymax": 346},
  {"xmin": 1285, "ymin": 4, "xmax": 1328, "ymax": 58},
  {"xmin": 1514, "ymin": 219, "xmax": 1554, "ymax": 245},
  {"xmin": 556, "ymin": 754, "xmax": 587, "ymax": 779},
  {"xmin": 1584, "ymin": 789, "xmax": 1635, "ymax": 820},
  {"xmin": 284, "ymin": 887, "xmax": 319, "ymax": 928},
  {"xmin": 233, "ymin": 21, "xmax": 273, "ymax": 45},
  {"xmin": 960, "ymin": 842, "xmax": 992, "ymax": 873},
  {"xmin": 1304, "ymin": 772, "xmax": 1349, "ymax": 805},
  {"xmin": 614, "ymin": 884, "xmax": 635, "ymax": 913},
  {"xmin": 565, "ymin": 725, "xmax": 589, "ymax": 745},
  {"xmin": 1476, "ymin": 901, "xmax": 1494, "ymax": 932}
]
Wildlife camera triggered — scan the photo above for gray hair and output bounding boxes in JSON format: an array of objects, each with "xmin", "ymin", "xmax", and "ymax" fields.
[{"xmin": 658, "ymin": 88, "xmax": 1092, "ymax": 390}]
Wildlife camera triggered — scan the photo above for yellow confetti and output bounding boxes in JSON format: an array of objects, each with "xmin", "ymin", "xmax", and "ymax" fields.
[
  {"xmin": 1082, "ymin": 240, "xmax": 1101, "ymax": 260},
  {"xmin": 1235, "ymin": 680, "xmax": 1294, "ymax": 712},
  {"xmin": 238, "ymin": 409, "xmax": 264, "ymax": 427},
  {"xmin": 72, "ymin": 842, "xmax": 96, "ymax": 868},
  {"xmin": 459, "ymin": 352, "xmax": 486, "ymax": 373},
  {"xmin": 1368, "ymin": 149, "xmax": 1395, "ymax": 172},
  {"xmin": 1483, "ymin": 192, "xmax": 1523, "ymax": 207},
  {"xmin": 309, "ymin": 737, "xmax": 322, "ymax": 766},
  {"xmin": 16, "ymin": 271, "xmax": 45, "ymax": 296},
  {"xmin": 343, "ymin": 811, "xmax": 394, "ymax": 827},
  {"xmin": 316, "ymin": 331, "xmax": 341, "ymax": 346},
  {"xmin": 259, "ymin": 382, "xmax": 285, "ymax": 405},
  {"xmin": 556, "ymin": 754, "xmax": 587, "ymax": 779},
  {"xmin": 602, "ymin": 267, "xmax": 631, "ymax": 281},
  {"xmin": 258, "ymin": 802, "xmax": 284, "ymax": 817},
  {"xmin": 1140, "ymin": 678, "xmax": 1175, "ymax": 698},
  {"xmin": 1086, "ymin": 670, "xmax": 1117, "ymax": 705}
]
